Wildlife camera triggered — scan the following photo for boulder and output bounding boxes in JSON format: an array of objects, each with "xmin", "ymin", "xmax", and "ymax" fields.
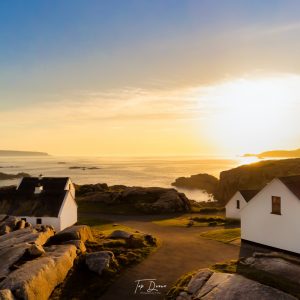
[
  {"xmin": 0, "ymin": 244, "xmax": 77, "ymax": 300},
  {"xmin": 108, "ymin": 230, "xmax": 132, "ymax": 239},
  {"xmin": 187, "ymin": 268, "xmax": 213, "ymax": 294},
  {"xmin": 0, "ymin": 227, "xmax": 54, "ymax": 279},
  {"xmin": 193, "ymin": 271, "xmax": 296, "ymax": 300},
  {"xmin": 85, "ymin": 251, "xmax": 117, "ymax": 275},
  {"xmin": 15, "ymin": 220, "xmax": 26, "ymax": 230},
  {"xmin": 49, "ymin": 225, "xmax": 93, "ymax": 244},
  {"xmin": 27, "ymin": 244, "xmax": 45, "ymax": 258},
  {"xmin": 0, "ymin": 225, "xmax": 11, "ymax": 236},
  {"xmin": 0, "ymin": 289, "xmax": 14, "ymax": 300},
  {"xmin": 62, "ymin": 240, "xmax": 86, "ymax": 253}
]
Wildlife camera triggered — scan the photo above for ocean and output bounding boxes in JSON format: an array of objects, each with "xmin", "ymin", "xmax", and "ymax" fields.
[{"xmin": 0, "ymin": 156, "xmax": 257, "ymax": 201}]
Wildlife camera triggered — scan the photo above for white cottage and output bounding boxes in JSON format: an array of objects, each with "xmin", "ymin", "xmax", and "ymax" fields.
[
  {"xmin": 225, "ymin": 190, "xmax": 258, "ymax": 219},
  {"xmin": 241, "ymin": 175, "xmax": 300, "ymax": 254},
  {"xmin": 0, "ymin": 177, "xmax": 77, "ymax": 232}
]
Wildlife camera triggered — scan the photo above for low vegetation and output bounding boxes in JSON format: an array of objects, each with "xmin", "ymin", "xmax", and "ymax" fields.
[
  {"xmin": 153, "ymin": 215, "xmax": 239, "ymax": 228},
  {"xmin": 200, "ymin": 228, "xmax": 241, "ymax": 244},
  {"xmin": 50, "ymin": 216, "xmax": 158, "ymax": 299},
  {"xmin": 166, "ymin": 270, "xmax": 197, "ymax": 299}
]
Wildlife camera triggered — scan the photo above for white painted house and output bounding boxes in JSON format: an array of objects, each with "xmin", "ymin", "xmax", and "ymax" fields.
[
  {"xmin": 0, "ymin": 177, "xmax": 77, "ymax": 232},
  {"xmin": 225, "ymin": 190, "xmax": 258, "ymax": 219},
  {"xmin": 241, "ymin": 175, "xmax": 300, "ymax": 254}
]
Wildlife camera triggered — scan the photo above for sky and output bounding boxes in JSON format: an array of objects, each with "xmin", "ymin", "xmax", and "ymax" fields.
[{"xmin": 1, "ymin": 0, "xmax": 300, "ymax": 156}]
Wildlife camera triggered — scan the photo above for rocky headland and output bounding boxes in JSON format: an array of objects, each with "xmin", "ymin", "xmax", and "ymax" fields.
[
  {"xmin": 76, "ymin": 183, "xmax": 191, "ymax": 214},
  {"xmin": 172, "ymin": 158, "xmax": 300, "ymax": 204},
  {"xmin": 0, "ymin": 172, "xmax": 30, "ymax": 181}
]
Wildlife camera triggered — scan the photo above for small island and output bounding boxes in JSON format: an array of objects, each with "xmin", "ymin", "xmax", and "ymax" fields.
[
  {"xmin": 244, "ymin": 148, "xmax": 300, "ymax": 158},
  {"xmin": 0, "ymin": 150, "xmax": 49, "ymax": 157}
]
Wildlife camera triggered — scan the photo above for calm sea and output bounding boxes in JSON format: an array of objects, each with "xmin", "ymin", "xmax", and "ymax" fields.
[{"xmin": 0, "ymin": 156, "xmax": 257, "ymax": 201}]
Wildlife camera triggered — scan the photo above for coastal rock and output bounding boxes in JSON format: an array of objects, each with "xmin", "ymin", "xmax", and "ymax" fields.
[
  {"xmin": 85, "ymin": 251, "xmax": 117, "ymax": 275},
  {"xmin": 0, "ymin": 289, "xmax": 14, "ymax": 300},
  {"xmin": 76, "ymin": 184, "xmax": 191, "ymax": 214},
  {"xmin": 62, "ymin": 240, "xmax": 86, "ymax": 253},
  {"xmin": 195, "ymin": 272, "xmax": 296, "ymax": 300},
  {"xmin": 108, "ymin": 230, "xmax": 132, "ymax": 239},
  {"xmin": 177, "ymin": 269, "xmax": 297, "ymax": 300},
  {"xmin": 27, "ymin": 244, "xmax": 45, "ymax": 257},
  {"xmin": 187, "ymin": 268, "xmax": 213, "ymax": 294},
  {"xmin": 0, "ymin": 244, "xmax": 77, "ymax": 300},
  {"xmin": 49, "ymin": 225, "xmax": 94, "ymax": 244},
  {"xmin": 0, "ymin": 226, "xmax": 55, "ymax": 278}
]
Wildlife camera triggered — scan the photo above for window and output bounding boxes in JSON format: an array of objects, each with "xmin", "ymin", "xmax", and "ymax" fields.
[
  {"xmin": 36, "ymin": 218, "xmax": 42, "ymax": 225},
  {"xmin": 272, "ymin": 196, "xmax": 281, "ymax": 215},
  {"xmin": 236, "ymin": 200, "xmax": 240, "ymax": 209}
]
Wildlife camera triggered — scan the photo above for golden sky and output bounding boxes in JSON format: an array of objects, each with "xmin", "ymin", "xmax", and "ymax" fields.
[{"xmin": 1, "ymin": 1, "xmax": 300, "ymax": 156}]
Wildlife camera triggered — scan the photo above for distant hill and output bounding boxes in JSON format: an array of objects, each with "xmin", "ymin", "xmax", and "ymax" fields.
[
  {"xmin": 0, "ymin": 150, "xmax": 49, "ymax": 157},
  {"xmin": 244, "ymin": 148, "xmax": 300, "ymax": 158}
]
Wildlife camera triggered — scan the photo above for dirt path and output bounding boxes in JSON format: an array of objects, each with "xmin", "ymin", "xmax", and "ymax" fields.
[{"xmin": 85, "ymin": 214, "xmax": 240, "ymax": 300}]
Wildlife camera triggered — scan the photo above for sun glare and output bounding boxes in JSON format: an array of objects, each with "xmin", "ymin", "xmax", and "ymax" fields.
[{"xmin": 196, "ymin": 74, "xmax": 300, "ymax": 155}]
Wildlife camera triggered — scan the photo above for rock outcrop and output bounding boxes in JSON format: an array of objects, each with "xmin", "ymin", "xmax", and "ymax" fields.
[
  {"xmin": 0, "ymin": 226, "xmax": 55, "ymax": 279},
  {"xmin": 0, "ymin": 244, "xmax": 77, "ymax": 300},
  {"xmin": 175, "ymin": 269, "xmax": 296, "ymax": 300},
  {"xmin": 48, "ymin": 225, "xmax": 94, "ymax": 244},
  {"xmin": 85, "ymin": 251, "xmax": 118, "ymax": 275},
  {"xmin": 172, "ymin": 174, "xmax": 219, "ymax": 195},
  {"xmin": 77, "ymin": 184, "xmax": 191, "ymax": 213}
]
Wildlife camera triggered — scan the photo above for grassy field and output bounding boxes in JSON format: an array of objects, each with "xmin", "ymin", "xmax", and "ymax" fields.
[
  {"xmin": 153, "ymin": 215, "xmax": 239, "ymax": 228},
  {"xmin": 200, "ymin": 228, "xmax": 241, "ymax": 244}
]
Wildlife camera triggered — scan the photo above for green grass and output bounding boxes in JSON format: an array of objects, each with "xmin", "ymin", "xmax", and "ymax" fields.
[
  {"xmin": 200, "ymin": 228, "xmax": 241, "ymax": 244},
  {"xmin": 211, "ymin": 260, "xmax": 238, "ymax": 273},
  {"xmin": 153, "ymin": 215, "xmax": 230, "ymax": 227}
]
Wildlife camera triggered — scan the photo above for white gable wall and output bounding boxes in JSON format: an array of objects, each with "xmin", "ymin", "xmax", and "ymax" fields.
[
  {"xmin": 58, "ymin": 191, "xmax": 78, "ymax": 231},
  {"xmin": 225, "ymin": 191, "xmax": 247, "ymax": 219},
  {"xmin": 241, "ymin": 179, "xmax": 300, "ymax": 254}
]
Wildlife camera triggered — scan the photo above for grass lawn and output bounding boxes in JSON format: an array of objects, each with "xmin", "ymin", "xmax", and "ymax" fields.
[
  {"xmin": 200, "ymin": 228, "xmax": 241, "ymax": 244},
  {"xmin": 153, "ymin": 215, "xmax": 237, "ymax": 227}
]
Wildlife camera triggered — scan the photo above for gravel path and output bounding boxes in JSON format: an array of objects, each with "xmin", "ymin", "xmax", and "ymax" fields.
[{"xmin": 84, "ymin": 214, "xmax": 240, "ymax": 300}]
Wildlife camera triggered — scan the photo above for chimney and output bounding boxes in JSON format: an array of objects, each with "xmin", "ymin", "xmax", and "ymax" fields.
[{"xmin": 34, "ymin": 175, "xmax": 43, "ymax": 194}]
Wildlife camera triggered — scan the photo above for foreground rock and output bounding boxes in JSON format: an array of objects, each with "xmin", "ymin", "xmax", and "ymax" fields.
[
  {"xmin": 0, "ymin": 289, "xmax": 14, "ymax": 300},
  {"xmin": 48, "ymin": 225, "xmax": 94, "ymax": 244},
  {"xmin": 77, "ymin": 184, "xmax": 191, "ymax": 213},
  {"xmin": 0, "ymin": 244, "xmax": 77, "ymax": 300},
  {"xmin": 174, "ymin": 269, "xmax": 296, "ymax": 300},
  {"xmin": 85, "ymin": 251, "xmax": 118, "ymax": 275},
  {"xmin": 0, "ymin": 226, "xmax": 55, "ymax": 279}
]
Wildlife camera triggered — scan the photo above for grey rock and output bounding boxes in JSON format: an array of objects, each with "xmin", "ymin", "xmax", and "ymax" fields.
[
  {"xmin": 108, "ymin": 230, "xmax": 132, "ymax": 239},
  {"xmin": 85, "ymin": 251, "xmax": 116, "ymax": 275},
  {"xmin": 187, "ymin": 268, "xmax": 213, "ymax": 294},
  {"xmin": 194, "ymin": 272, "xmax": 296, "ymax": 300}
]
